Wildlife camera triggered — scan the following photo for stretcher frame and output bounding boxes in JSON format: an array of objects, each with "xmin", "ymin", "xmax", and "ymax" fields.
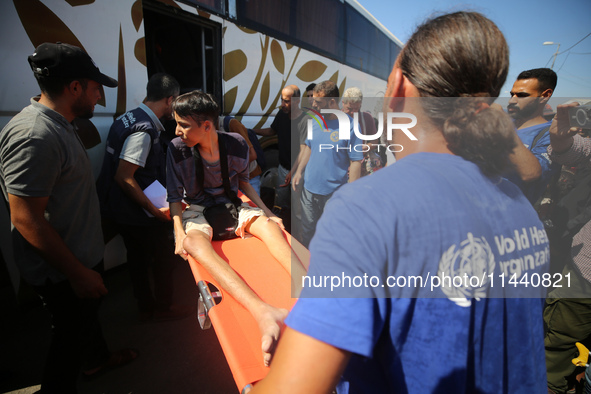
[{"xmin": 186, "ymin": 201, "xmax": 307, "ymax": 393}]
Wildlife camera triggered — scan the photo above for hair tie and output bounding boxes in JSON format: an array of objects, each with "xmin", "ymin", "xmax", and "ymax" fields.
[{"xmin": 475, "ymin": 102, "xmax": 490, "ymax": 114}]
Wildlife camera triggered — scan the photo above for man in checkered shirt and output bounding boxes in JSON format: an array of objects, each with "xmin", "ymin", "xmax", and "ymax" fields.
[{"xmin": 545, "ymin": 101, "xmax": 591, "ymax": 394}]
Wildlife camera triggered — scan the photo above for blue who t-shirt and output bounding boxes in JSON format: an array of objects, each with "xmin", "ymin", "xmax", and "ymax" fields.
[
  {"xmin": 287, "ymin": 152, "xmax": 549, "ymax": 393},
  {"xmin": 304, "ymin": 116, "xmax": 364, "ymax": 196}
]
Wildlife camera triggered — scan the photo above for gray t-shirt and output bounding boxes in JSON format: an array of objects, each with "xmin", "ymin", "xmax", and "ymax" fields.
[
  {"xmin": 0, "ymin": 98, "xmax": 104, "ymax": 285},
  {"xmin": 119, "ymin": 104, "xmax": 164, "ymax": 167},
  {"xmin": 121, "ymin": 132, "xmax": 151, "ymax": 167}
]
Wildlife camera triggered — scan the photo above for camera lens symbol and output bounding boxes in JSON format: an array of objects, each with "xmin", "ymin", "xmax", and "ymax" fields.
[{"xmin": 575, "ymin": 108, "xmax": 590, "ymax": 126}]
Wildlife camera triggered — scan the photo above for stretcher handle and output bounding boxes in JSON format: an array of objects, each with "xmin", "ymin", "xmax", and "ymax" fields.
[{"xmin": 197, "ymin": 280, "xmax": 218, "ymax": 330}]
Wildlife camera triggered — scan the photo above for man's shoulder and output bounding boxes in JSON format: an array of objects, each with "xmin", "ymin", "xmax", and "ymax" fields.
[
  {"xmin": 294, "ymin": 110, "xmax": 309, "ymax": 127},
  {"xmin": 517, "ymin": 120, "xmax": 552, "ymax": 149},
  {"xmin": 112, "ymin": 106, "xmax": 155, "ymax": 132},
  {"xmin": 519, "ymin": 119, "xmax": 551, "ymax": 131},
  {"xmin": 168, "ymin": 137, "xmax": 193, "ymax": 164},
  {"xmin": 271, "ymin": 109, "xmax": 289, "ymax": 128},
  {"xmin": 517, "ymin": 120, "xmax": 551, "ymax": 136},
  {"xmin": 361, "ymin": 111, "xmax": 375, "ymax": 124},
  {"xmin": 275, "ymin": 109, "xmax": 289, "ymax": 120},
  {"xmin": 2, "ymin": 105, "xmax": 34, "ymax": 133},
  {"xmin": 371, "ymin": 153, "xmax": 484, "ymax": 194},
  {"xmin": 222, "ymin": 131, "xmax": 248, "ymax": 160},
  {"xmin": 1, "ymin": 104, "xmax": 63, "ymax": 144}
]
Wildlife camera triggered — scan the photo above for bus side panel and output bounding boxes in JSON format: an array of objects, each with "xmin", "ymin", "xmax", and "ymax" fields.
[
  {"xmin": 0, "ymin": 0, "xmax": 151, "ymax": 291},
  {"xmin": 221, "ymin": 20, "xmax": 389, "ymax": 129},
  {"xmin": 0, "ymin": 0, "xmax": 150, "ymax": 166}
]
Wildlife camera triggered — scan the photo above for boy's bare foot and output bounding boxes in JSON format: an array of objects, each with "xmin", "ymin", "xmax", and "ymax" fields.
[{"xmin": 254, "ymin": 305, "xmax": 289, "ymax": 366}]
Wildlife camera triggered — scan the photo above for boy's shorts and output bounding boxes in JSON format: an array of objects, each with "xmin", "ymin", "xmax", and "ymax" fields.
[{"xmin": 182, "ymin": 203, "xmax": 264, "ymax": 240}]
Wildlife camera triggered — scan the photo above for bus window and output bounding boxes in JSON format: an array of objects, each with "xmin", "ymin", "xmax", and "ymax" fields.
[
  {"xmin": 345, "ymin": 3, "xmax": 391, "ymax": 80},
  {"xmin": 293, "ymin": 0, "xmax": 345, "ymax": 62},
  {"xmin": 177, "ymin": 0, "xmax": 225, "ymax": 15},
  {"xmin": 236, "ymin": 0, "xmax": 345, "ymax": 63}
]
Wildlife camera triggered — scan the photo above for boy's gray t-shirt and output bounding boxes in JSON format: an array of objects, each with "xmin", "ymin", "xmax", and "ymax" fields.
[{"xmin": 166, "ymin": 132, "xmax": 250, "ymax": 207}]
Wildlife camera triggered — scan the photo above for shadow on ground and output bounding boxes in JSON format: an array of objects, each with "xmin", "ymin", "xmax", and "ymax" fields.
[{"xmin": 0, "ymin": 261, "xmax": 238, "ymax": 394}]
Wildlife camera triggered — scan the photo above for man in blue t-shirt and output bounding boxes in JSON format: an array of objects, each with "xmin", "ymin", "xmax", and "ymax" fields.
[
  {"xmin": 506, "ymin": 68, "xmax": 561, "ymax": 203},
  {"xmin": 292, "ymin": 80, "xmax": 363, "ymax": 247}
]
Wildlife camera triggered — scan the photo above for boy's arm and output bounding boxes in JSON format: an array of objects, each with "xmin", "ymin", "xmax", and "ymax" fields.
[
  {"xmin": 348, "ymin": 160, "xmax": 362, "ymax": 183},
  {"xmin": 229, "ymin": 119, "xmax": 258, "ymax": 162},
  {"xmin": 8, "ymin": 194, "xmax": 107, "ymax": 299},
  {"xmin": 239, "ymin": 180, "xmax": 284, "ymax": 229},
  {"xmin": 239, "ymin": 180, "xmax": 273, "ymax": 216},
  {"xmin": 292, "ymin": 145, "xmax": 311, "ymax": 191},
  {"xmin": 252, "ymin": 127, "xmax": 276, "ymax": 137},
  {"xmin": 347, "ymin": 127, "xmax": 363, "ymax": 183},
  {"xmin": 282, "ymin": 144, "xmax": 308, "ymax": 187},
  {"xmin": 170, "ymin": 201, "xmax": 188, "ymax": 259}
]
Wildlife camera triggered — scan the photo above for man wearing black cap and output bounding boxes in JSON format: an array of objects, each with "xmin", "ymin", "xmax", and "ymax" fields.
[{"xmin": 0, "ymin": 42, "xmax": 135, "ymax": 393}]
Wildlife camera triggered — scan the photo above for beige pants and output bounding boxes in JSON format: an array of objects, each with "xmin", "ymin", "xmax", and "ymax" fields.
[{"xmin": 182, "ymin": 203, "xmax": 264, "ymax": 240}]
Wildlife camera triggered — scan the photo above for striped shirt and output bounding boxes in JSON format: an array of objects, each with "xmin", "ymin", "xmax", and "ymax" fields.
[{"xmin": 548, "ymin": 134, "xmax": 591, "ymax": 283}]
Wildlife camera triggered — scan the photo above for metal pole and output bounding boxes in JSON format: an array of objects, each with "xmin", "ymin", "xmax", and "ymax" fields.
[
  {"xmin": 201, "ymin": 28, "xmax": 207, "ymax": 92},
  {"xmin": 550, "ymin": 43, "xmax": 560, "ymax": 69}
]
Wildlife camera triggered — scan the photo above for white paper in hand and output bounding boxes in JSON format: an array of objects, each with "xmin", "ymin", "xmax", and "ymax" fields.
[{"xmin": 143, "ymin": 180, "xmax": 167, "ymax": 217}]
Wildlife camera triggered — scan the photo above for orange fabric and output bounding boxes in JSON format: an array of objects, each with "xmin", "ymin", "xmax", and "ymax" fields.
[{"xmin": 187, "ymin": 193, "xmax": 302, "ymax": 391}]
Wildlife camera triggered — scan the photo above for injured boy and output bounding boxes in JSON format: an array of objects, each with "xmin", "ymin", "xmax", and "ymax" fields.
[{"xmin": 166, "ymin": 90, "xmax": 308, "ymax": 366}]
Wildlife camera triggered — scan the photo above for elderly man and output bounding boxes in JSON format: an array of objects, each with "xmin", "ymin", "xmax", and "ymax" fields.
[{"xmin": 341, "ymin": 87, "xmax": 384, "ymax": 176}]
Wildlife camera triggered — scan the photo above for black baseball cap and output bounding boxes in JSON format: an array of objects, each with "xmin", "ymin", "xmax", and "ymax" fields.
[{"xmin": 28, "ymin": 42, "xmax": 118, "ymax": 88}]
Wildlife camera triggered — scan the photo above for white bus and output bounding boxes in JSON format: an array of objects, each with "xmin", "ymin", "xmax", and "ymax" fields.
[{"xmin": 0, "ymin": 0, "xmax": 403, "ymax": 292}]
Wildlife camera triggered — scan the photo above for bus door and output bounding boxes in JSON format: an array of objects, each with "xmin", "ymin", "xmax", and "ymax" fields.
[{"xmin": 142, "ymin": 1, "xmax": 222, "ymax": 105}]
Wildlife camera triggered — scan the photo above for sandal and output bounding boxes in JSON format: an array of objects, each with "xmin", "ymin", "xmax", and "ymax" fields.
[{"xmin": 82, "ymin": 348, "xmax": 138, "ymax": 380}]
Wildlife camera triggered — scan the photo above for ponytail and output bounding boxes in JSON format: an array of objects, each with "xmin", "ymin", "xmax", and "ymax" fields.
[
  {"xmin": 443, "ymin": 98, "xmax": 516, "ymax": 176},
  {"xmin": 398, "ymin": 12, "xmax": 513, "ymax": 177}
]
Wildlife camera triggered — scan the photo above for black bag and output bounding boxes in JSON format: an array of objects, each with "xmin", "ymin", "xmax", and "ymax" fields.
[
  {"xmin": 203, "ymin": 202, "xmax": 239, "ymax": 240},
  {"xmin": 193, "ymin": 132, "xmax": 243, "ymax": 241}
]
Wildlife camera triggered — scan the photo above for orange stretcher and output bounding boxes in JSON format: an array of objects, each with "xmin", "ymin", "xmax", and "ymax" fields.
[{"xmin": 186, "ymin": 197, "xmax": 308, "ymax": 393}]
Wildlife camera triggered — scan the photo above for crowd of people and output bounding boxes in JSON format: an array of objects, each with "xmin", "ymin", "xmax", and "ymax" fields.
[{"xmin": 0, "ymin": 10, "xmax": 590, "ymax": 394}]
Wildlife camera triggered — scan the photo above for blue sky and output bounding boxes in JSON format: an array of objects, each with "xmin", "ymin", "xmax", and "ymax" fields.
[{"xmin": 360, "ymin": 0, "xmax": 591, "ymax": 99}]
